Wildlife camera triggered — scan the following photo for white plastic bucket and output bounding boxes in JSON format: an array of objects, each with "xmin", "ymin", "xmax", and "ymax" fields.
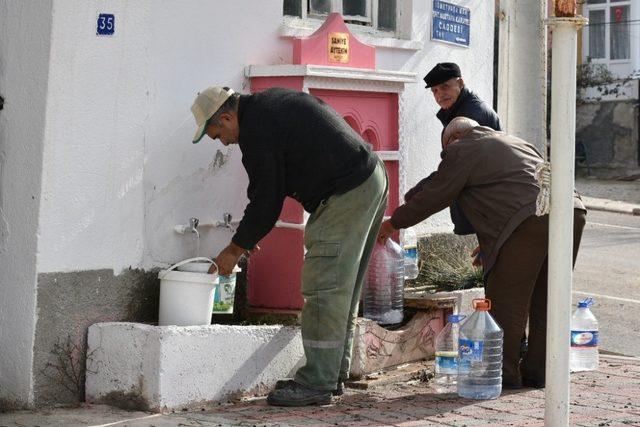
[{"xmin": 158, "ymin": 257, "xmax": 218, "ymax": 326}]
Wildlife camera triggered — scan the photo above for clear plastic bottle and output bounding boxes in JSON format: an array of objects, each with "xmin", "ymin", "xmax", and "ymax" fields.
[
  {"xmin": 433, "ymin": 314, "xmax": 466, "ymax": 393},
  {"xmin": 570, "ymin": 297, "xmax": 599, "ymax": 372},
  {"xmin": 402, "ymin": 227, "xmax": 419, "ymax": 280},
  {"xmin": 457, "ymin": 299, "xmax": 503, "ymax": 400},
  {"xmin": 363, "ymin": 239, "xmax": 404, "ymax": 325}
]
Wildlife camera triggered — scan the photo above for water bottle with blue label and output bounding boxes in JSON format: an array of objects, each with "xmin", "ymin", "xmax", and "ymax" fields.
[
  {"xmin": 570, "ymin": 297, "xmax": 599, "ymax": 372},
  {"xmin": 457, "ymin": 298, "xmax": 503, "ymax": 400},
  {"xmin": 433, "ymin": 314, "xmax": 466, "ymax": 393}
]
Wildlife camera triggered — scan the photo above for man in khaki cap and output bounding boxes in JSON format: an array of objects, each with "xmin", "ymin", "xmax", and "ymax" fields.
[{"xmin": 191, "ymin": 86, "xmax": 388, "ymax": 406}]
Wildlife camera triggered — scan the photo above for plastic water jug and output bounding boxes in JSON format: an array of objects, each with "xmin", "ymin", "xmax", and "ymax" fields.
[
  {"xmin": 433, "ymin": 314, "xmax": 466, "ymax": 393},
  {"xmin": 363, "ymin": 239, "xmax": 404, "ymax": 325},
  {"xmin": 457, "ymin": 298, "xmax": 503, "ymax": 400},
  {"xmin": 402, "ymin": 227, "xmax": 419, "ymax": 280},
  {"xmin": 570, "ymin": 297, "xmax": 599, "ymax": 372}
]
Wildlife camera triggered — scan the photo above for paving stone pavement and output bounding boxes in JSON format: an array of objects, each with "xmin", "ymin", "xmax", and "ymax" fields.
[{"xmin": 1, "ymin": 355, "xmax": 639, "ymax": 427}]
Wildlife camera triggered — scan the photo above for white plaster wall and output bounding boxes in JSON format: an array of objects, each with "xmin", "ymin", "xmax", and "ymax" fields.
[
  {"xmin": 35, "ymin": 0, "xmax": 290, "ymax": 273},
  {"xmin": 394, "ymin": 0, "xmax": 496, "ymax": 235},
  {"xmin": 0, "ymin": 0, "xmax": 53, "ymax": 406},
  {"xmin": 142, "ymin": 1, "xmax": 291, "ymax": 268},
  {"xmin": 498, "ymin": 0, "xmax": 547, "ymax": 154},
  {"xmin": 36, "ymin": 0, "xmax": 495, "ymax": 271},
  {"xmin": 38, "ymin": 0, "xmax": 152, "ymax": 274}
]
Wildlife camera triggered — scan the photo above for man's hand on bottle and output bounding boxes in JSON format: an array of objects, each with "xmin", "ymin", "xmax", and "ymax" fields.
[
  {"xmin": 377, "ymin": 219, "xmax": 397, "ymax": 244},
  {"xmin": 471, "ymin": 245, "xmax": 483, "ymax": 268}
]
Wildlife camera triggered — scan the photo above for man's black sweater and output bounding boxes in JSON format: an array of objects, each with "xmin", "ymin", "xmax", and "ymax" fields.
[
  {"xmin": 436, "ymin": 87, "xmax": 502, "ymax": 131},
  {"xmin": 232, "ymin": 88, "xmax": 377, "ymax": 250}
]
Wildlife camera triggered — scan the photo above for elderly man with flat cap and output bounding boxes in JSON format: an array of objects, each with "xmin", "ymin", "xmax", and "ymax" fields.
[
  {"xmin": 418, "ymin": 63, "xmax": 504, "ymax": 246},
  {"xmin": 425, "ymin": 62, "xmax": 501, "ymax": 132}
]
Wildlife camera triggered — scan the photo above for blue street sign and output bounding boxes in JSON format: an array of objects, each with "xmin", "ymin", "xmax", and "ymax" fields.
[
  {"xmin": 97, "ymin": 14, "xmax": 115, "ymax": 36},
  {"xmin": 431, "ymin": 1, "xmax": 470, "ymax": 48}
]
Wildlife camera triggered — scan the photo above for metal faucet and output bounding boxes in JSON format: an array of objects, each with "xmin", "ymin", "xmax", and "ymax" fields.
[
  {"xmin": 174, "ymin": 214, "xmax": 237, "ymax": 235},
  {"xmin": 222, "ymin": 213, "xmax": 232, "ymax": 228},
  {"xmin": 188, "ymin": 217, "xmax": 199, "ymax": 233}
]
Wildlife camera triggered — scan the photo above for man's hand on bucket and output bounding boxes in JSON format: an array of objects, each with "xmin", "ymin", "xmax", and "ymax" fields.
[{"xmin": 210, "ymin": 242, "xmax": 260, "ymax": 275}]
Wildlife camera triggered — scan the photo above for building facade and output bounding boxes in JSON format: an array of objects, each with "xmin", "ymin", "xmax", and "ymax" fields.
[
  {"xmin": 0, "ymin": 0, "xmax": 496, "ymax": 407},
  {"xmin": 581, "ymin": 0, "xmax": 639, "ymax": 78},
  {"xmin": 577, "ymin": 0, "xmax": 640, "ymax": 176}
]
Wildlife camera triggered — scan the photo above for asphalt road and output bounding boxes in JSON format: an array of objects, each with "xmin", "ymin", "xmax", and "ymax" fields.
[{"xmin": 573, "ymin": 210, "xmax": 640, "ymax": 357}]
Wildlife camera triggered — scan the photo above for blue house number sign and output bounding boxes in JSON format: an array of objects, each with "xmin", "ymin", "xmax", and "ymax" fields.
[
  {"xmin": 96, "ymin": 14, "xmax": 115, "ymax": 36},
  {"xmin": 431, "ymin": 1, "xmax": 470, "ymax": 47}
]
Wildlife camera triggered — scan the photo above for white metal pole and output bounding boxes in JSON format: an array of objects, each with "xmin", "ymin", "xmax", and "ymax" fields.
[{"xmin": 545, "ymin": 15, "xmax": 587, "ymax": 427}]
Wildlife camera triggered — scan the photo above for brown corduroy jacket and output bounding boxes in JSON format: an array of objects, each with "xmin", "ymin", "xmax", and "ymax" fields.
[{"xmin": 390, "ymin": 126, "xmax": 585, "ymax": 273}]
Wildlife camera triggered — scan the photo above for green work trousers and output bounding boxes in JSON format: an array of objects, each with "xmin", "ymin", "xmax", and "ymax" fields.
[{"xmin": 294, "ymin": 161, "xmax": 388, "ymax": 391}]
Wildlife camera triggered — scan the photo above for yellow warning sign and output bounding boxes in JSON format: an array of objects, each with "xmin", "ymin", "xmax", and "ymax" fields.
[{"xmin": 328, "ymin": 32, "xmax": 349, "ymax": 63}]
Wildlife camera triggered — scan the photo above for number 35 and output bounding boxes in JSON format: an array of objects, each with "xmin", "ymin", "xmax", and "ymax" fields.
[{"xmin": 98, "ymin": 16, "xmax": 114, "ymax": 30}]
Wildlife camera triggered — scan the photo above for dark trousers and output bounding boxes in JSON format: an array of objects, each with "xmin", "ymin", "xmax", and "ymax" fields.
[{"xmin": 485, "ymin": 209, "xmax": 586, "ymax": 384}]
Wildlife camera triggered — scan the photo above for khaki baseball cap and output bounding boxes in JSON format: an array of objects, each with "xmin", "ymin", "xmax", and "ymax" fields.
[{"xmin": 191, "ymin": 86, "xmax": 235, "ymax": 143}]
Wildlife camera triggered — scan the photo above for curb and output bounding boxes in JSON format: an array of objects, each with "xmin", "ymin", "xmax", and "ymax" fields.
[
  {"xmin": 582, "ymin": 196, "xmax": 640, "ymax": 216},
  {"xmin": 600, "ymin": 353, "xmax": 640, "ymax": 363}
]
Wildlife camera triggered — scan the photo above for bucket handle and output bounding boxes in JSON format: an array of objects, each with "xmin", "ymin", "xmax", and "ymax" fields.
[{"xmin": 163, "ymin": 257, "xmax": 217, "ymax": 274}]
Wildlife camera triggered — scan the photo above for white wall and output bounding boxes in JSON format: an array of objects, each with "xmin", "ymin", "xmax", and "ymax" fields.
[
  {"xmin": 397, "ymin": 0, "xmax": 496, "ymax": 235},
  {"xmin": 0, "ymin": 0, "xmax": 53, "ymax": 406},
  {"xmin": 35, "ymin": 0, "xmax": 495, "ymax": 270},
  {"xmin": 498, "ymin": 0, "xmax": 547, "ymax": 154}
]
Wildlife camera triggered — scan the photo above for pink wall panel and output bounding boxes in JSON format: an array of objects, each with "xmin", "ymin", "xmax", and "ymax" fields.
[
  {"xmin": 292, "ymin": 13, "xmax": 375, "ymax": 69},
  {"xmin": 383, "ymin": 160, "xmax": 399, "ymax": 216},
  {"xmin": 309, "ymin": 89, "xmax": 398, "ymax": 151},
  {"xmin": 250, "ymin": 77, "xmax": 304, "ymax": 93},
  {"xmin": 247, "ymin": 227, "xmax": 305, "ymax": 309},
  {"xmin": 247, "ymin": 85, "xmax": 400, "ymax": 310}
]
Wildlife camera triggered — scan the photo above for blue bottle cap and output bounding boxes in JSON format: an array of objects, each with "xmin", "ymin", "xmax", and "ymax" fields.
[
  {"xmin": 577, "ymin": 297, "xmax": 594, "ymax": 308},
  {"xmin": 447, "ymin": 314, "xmax": 466, "ymax": 323}
]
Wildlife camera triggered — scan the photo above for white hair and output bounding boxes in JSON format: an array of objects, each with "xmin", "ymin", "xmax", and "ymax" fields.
[{"xmin": 442, "ymin": 117, "xmax": 479, "ymax": 148}]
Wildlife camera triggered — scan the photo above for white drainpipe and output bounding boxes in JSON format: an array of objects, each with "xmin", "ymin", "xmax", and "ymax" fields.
[{"xmin": 545, "ymin": 11, "xmax": 587, "ymax": 427}]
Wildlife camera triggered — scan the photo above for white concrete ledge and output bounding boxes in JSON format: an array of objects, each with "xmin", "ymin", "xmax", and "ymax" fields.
[{"xmin": 86, "ymin": 323, "xmax": 304, "ymax": 411}]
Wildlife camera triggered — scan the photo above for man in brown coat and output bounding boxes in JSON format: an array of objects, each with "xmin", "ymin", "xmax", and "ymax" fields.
[{"xmin": 378, "ymin": 117, "xmax": 587, "ymax": 388}]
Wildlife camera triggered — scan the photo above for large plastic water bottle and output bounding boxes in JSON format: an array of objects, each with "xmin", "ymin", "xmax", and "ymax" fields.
[
  {"xmin": 363, "ymin": 239, "xmax": 404, "ymax": 325},
  {"xmin": 402, "ymin": 227, "xmax": 419, "ymax": 280},
  {"xmin": 570, "ymin": 297, "xmax": 599, "ymax": 372},
  {"xmin": 457, "ymin": 298, "xmax": 503, "ymax": 400},
  {"xmin": 433, "ymin": 314, "xmax": 466, "ymax": 393}
]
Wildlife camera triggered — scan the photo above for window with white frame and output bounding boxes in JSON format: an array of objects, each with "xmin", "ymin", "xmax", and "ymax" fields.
[
  {"xmin": 584, "ymin": 0, "xmax": 631, "ymax": 62},
  {"xmin": 284, "ymin": 0, "xmax": 398, "ymax": 34}
]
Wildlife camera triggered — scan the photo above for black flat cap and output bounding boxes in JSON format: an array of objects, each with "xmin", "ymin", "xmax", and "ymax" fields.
[{"xmin": 424, "ymin": 63, "xmax": 461, "ymax": 88}]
